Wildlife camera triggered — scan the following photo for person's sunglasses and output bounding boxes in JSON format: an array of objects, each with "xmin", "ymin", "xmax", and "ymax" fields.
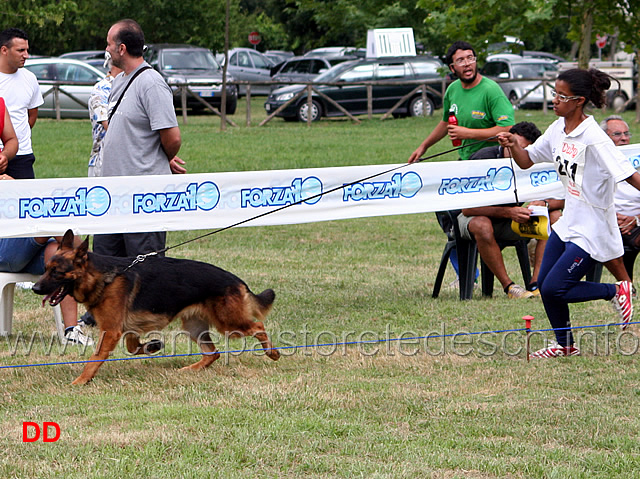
[{"xmin": 550, "ymin": 89, "xmax": 581, "ymax": 102}]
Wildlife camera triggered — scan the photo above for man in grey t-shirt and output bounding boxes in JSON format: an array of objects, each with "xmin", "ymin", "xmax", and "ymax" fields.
[{"xmin": 94, "ymin": 19, "xmax": 186, "ymax": 258}]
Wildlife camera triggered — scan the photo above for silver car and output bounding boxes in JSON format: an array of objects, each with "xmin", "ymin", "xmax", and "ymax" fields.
[
  {"xmin": 24, "ymin": 57, "xmax": 105, "ymax": 118},
  {"xmin": 481, "ymin": 54, "xmax": 558, "ymax": 108},
  {"xmin": 224, "ymin": 48, "xmax": 274, "ymax": 95}
]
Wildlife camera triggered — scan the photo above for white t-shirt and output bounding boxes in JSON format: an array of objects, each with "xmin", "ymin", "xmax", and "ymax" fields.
[
  {"xmin": 614, "ymin": 180, "xmax": 640, "ymax": 216},
  {"xmin": 0, "ymin": 68, "xmax": 44, "ymax": 155},
  {"xmin": 526, "ymin": 115, "xmax": 636, "ymax": 262}
]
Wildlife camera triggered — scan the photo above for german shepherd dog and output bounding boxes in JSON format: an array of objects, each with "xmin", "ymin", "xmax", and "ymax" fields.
[{"xmin": 32, "ymin": 230, "xmax": 280, "ymax": 385}]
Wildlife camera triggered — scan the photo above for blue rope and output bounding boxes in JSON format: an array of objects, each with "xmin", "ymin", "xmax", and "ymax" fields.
[{"xmin": 1, "ymin": 320, "xmax": 638, "ymax": 370}]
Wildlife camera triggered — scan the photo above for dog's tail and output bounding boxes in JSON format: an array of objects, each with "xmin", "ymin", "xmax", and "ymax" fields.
[
  {"xmin": 250, "ymin": 288, "xmax": 275, "ymax": 319},
  {"xmin": 256, "ymin": 288, "xmax": 275, "ymax": 307}
]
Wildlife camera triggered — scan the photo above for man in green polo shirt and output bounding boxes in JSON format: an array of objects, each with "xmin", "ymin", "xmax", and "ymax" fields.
[{"xmin": 408, "ymin": 41, "xmax": 515, "ymax": 163}]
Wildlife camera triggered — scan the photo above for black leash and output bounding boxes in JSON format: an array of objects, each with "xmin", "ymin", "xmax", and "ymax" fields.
[
  {"xmin": 124, "ymin": 136, "xmax": 498, "ymax": 269},
  {"xmin": 505, "ymin": 145, "xmax": 520, "ymax": 204}
]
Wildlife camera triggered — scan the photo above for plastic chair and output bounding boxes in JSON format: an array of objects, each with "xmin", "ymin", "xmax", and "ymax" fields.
[
  {"xmin": 0, "ymin": 272, "xmax": 64, "ymax": 341},
  {"xmin": 432, "ymin": 210, "xmax": 478, "ymax": 300},
  {"xmin": 432, "ymin": 210, "xmax": 532, "ymax": 300}
]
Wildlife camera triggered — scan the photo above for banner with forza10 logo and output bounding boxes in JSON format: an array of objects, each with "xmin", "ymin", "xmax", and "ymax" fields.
[{"xmin": 1, "ymin": 144, "xmax": 639, "ymax": 238}]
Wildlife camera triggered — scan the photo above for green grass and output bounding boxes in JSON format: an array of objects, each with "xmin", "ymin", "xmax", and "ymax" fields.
[{"xmin": 2, "ymin": 102, "xmax": 640, "ymax": 478}]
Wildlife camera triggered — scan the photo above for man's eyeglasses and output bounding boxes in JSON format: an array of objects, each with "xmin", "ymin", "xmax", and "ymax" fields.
[
  {"xmin": 451, "ymin": 55, "xmax": 476, "ymax": 67},
  {"xmin": 550, "ymin": 89, "xmax": 581, "ymax": 102},
  {"xmin": 611, "ymin": 131, "xmax": 632, "ymax": 138}
]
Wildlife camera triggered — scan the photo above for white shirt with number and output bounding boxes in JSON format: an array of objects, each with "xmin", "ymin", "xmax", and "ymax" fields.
[{"xmin": 526, "ymin": 115, "xmax": 636, "ymax": 262}]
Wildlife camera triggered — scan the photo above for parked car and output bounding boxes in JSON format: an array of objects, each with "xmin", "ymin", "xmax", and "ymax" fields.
[
  {"xmin": 522, "ymin": 50, "xmax": 566, "ymax": 64},
  {"xmin": 303, "ymin": 46, "xmax": 366, "ymax": 58},
  {"xmin": 270, "ymin": 55, "xmax": 356, "ymax": 89},
  {"xmin": 481, "ymin": 54, "xmax": 558, "ymax": 108},
  {"xmin": 24, "ymin": 57, "xmax": 106, "ymax": 118},
  {"xmin": 60, "ymin": 50, "xmax": 108, "ymax": 72},
  {"xmin": 144, "ymin": 44, "xmax": 238, "ymax": 114},
  {"xmin": 264, "ymin": 55, "xmax": 445, "ymax": 122},
  {"xmin": 224, "ymin": 47, "xmax": 274, "ymax": 95},
  {"xmin": 264, "ymin": 50, "xmax": 294, "ymax": 65}
]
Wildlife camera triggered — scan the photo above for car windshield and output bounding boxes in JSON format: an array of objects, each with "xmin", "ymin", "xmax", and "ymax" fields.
[
  {"xmin": 313, "ymin": 61, "xmax": 359, "ymax": 83},
  {"xmin": 161, "ymin": 50, "xmax": 220, "ymax": 71},
  {"xmin": 512, "ymin": 63, "xmax": 557, "ymax": 79}
]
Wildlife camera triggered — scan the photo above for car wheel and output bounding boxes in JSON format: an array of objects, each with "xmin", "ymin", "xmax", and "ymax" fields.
[
  {"xmin": 226, "ymin": 96, "xmax": 237, "ymax": 115},
  {"xmin": 508, "ymin": 92, "xmax": 519, "ymax": 109},
  {"xmin": 409, "ymin": 96, "xmax": 434, "ymax": 117},
  {"xmin": 608, "ymin": 91, "xmax": 628, "ymax": 112},
  {"xmin": 296, "ymin": 99, "xmax": 322, "ymax": 122}
]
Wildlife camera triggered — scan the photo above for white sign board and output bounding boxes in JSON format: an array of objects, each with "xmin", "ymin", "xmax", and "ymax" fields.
[{"xmin": 366, "ymin": 28, "xmax": 416, "ymax": 58}]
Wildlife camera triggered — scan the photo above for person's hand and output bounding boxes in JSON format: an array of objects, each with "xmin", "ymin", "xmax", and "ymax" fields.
[
  {"xmin": 496, "ymin": 132, "xmax": 516, "ymax": 148},
  {"xmin": 0, "ymin": 173, "xmax": 14, "ymax": 180},
  {"xmin": 447, "ymin": 124, "xmax": 466, "ymax": 142},
  {"xmin": 0, "ymin": 154, "xmax": 8, "ymax": 173},
  {"xmin": 618, "ymin": 213, "xmax": 638, "ymax": 235},
  {"xmin": 510, "ymin": 206, "xmax": 532, "ymax": 224},
  {"xmin": 169, "ymin": 156, "xmax": 187, "ymax": 174},
  {"xmin": 408, "ymin": 147, "xmax": 426, "ymax": 164}
]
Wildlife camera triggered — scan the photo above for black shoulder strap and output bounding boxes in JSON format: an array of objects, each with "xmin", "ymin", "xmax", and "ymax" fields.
[{"xmin": 107, "ymin": 65, "xmax": 152, "ymax": 123}]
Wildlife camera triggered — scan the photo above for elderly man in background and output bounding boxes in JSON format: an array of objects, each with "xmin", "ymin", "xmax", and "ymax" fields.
[{"xmin": 602, "ymin": 115, "xmax": 638, "ymax": 282}]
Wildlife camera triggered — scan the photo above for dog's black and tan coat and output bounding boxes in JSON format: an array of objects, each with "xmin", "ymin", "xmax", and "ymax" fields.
[{"xmin": 33, "ymin": 230, "xmax": 280, "ymax": 385}]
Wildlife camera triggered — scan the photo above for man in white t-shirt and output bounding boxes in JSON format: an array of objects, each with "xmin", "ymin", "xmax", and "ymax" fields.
[
  {"xmin": 602, "ymin": 115, "xmax": 638, "ymax": 281},
  {"xmin": 0, "ymin": 28, "xmax": 43, "ymax": 179}
]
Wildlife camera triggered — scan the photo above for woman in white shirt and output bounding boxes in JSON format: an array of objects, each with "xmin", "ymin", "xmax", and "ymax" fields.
[{"xmin": 497, "ymin": 68, "xmax": 640, "ymax": 358}]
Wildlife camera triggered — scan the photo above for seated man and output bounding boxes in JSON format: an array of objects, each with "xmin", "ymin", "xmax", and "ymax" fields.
[
  {"xmin": 459, "ymin": 121, "xmax": 558, "ymax": 298},
  {"xmin": 601, "ymin": 115, "xmax": 638, "ymax": 282},
  {"xmin": 0, "ymin": 234, "xmax": 93, "ymax": 345}
]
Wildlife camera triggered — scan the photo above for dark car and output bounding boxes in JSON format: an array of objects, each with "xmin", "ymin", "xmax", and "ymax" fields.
[
  {"xmin": 264, "ymin": 56, "xmax": 445, "ymax": 122},
  {"xmin": 270, "ymin": 55, "xmax": 356, "ymax": 90},
  {"xmin": 143, "ymin": 44, "xmax": 238, "ymax": 114}
]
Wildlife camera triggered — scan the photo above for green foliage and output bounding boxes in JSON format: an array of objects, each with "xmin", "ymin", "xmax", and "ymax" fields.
[
  {"xmin": 3, "ymin": 0, "xmax": 640, "ymax": 61},
  {"xmin": 0, "ymin": 0, "xmax": 77, "ymax": 28}
]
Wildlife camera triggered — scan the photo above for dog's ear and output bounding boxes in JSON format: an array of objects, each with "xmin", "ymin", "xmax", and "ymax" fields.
[
  {"xmin": 74, "ymin": 237, "xmax": 90, "ymax": 262},
  {"xmin": 60, "ymin": 229, "xmax": 75, "ymax": 250}
]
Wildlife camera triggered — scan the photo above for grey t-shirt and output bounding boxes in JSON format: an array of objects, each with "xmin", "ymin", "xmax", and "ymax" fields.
[{"xmin": 101, "ymin": 62, "xmax": 178, "ymax": 176}]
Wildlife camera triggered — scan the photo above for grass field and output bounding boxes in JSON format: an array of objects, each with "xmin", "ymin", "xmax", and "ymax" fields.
[{"xmin": 2, "ymin": 101, "xmax": 640, "ymax": 478}]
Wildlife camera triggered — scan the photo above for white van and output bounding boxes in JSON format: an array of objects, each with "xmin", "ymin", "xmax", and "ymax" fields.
[{"xmin": 557, "ymin": 60, "xmax": 635, "ymax": 110}]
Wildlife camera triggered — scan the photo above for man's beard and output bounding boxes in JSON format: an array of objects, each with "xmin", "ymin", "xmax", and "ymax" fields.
[{"xmin": 459, "ymin": 70, "xmax": 477, "ymax": 85}]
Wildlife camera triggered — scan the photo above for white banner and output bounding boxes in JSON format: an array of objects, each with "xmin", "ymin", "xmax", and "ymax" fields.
[{"xmin": 2, "ymin": 144, "xmax": 640, "ymax": 238}]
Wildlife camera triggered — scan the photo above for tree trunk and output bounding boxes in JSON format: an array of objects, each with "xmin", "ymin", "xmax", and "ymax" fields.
[{"xmin": 577, "ymin": 7, "xmax": 594, "ymax": 69}]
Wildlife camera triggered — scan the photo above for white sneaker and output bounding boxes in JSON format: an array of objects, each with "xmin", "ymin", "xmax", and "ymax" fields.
[{"xmin": 64, "ymin": 326, "xmax": 94, "ymax": 346}]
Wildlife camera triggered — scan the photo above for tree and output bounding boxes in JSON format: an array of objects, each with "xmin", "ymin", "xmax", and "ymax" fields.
[
  {"xmin": 1, "ymin": 0, "xmax": 78, "ymax": 54},
  {"xmin": 610, "ymin": 0, "xmax": 640, "ymax": 120}
]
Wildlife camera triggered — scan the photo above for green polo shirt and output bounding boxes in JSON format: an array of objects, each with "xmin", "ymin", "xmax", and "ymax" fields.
[{"xmin": 442, "ymin": 76, "xmax": 515, "ymax": 160}]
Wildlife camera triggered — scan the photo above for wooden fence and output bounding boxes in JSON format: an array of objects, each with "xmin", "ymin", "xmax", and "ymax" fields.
[{"xmin": 37, "ymin": 76, "xmax": 640, "ymax": 125}]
